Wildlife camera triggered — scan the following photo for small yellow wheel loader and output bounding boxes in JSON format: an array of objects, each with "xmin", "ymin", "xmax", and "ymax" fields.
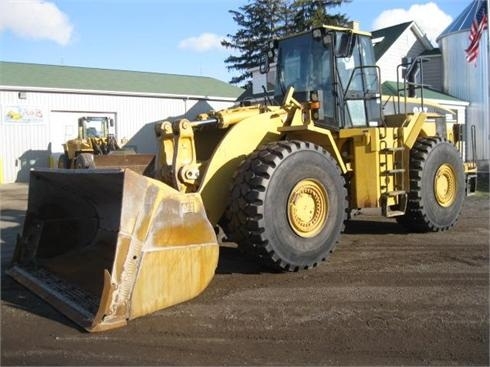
[
  {"xmin": 8, "ymin": 24, "xmax": 477, "ymax": 331},
  {"xmin": 58, "ymin": 116, "xmax": 154, "ymax": 175}
]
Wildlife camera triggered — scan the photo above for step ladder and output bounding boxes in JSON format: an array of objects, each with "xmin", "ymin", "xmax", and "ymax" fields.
[{"xmin": 379, "ymin": 137, "xmax": 408, "ymax": 217}]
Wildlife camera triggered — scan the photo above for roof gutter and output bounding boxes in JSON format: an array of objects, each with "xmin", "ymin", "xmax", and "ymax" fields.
[
  {"xmin": 0, "ymin": 85, "xmax": 240, "ymax": 102},
  {"xmin": 427, "ymin": 98, "xmax": 470, "ymax": 107}
]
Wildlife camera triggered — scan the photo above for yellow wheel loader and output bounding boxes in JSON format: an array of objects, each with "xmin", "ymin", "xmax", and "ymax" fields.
[
  {"xmin": 8, "ymin": 24, "xmax": 477, "ymax": 332},
  {"xmin": 58, "ymin": 116, "xmax": 154, "ymax": 175}
]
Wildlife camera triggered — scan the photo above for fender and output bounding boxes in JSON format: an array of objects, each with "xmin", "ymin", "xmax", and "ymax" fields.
[{"xmin": 198, "ymin": 110, "xmax": 286, "ymax": 224}]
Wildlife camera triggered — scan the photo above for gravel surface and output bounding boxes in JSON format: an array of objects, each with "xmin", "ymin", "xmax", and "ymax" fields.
[{"xmin": 1, "ymin": 182, "xmax": 488, "ymax": 366}]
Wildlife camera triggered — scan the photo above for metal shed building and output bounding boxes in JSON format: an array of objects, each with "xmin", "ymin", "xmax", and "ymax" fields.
[
  {"xmin": 0, "ymin": 62, "xmax": 243, "ymax": 183},
  {"xmin": 437, "ymin": 0, "xmax": 489, "ymax": 162}
]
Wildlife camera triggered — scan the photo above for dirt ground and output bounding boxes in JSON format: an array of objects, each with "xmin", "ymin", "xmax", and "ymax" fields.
[{"xmin": 1, "ymin": 182, "xmax": 489, "ymax": 366}]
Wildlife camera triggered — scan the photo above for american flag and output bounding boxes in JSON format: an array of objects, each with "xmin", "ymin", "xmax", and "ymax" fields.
[{"xmin": 465, "ymin": 0, "xmax": 488, "ymax": 64}]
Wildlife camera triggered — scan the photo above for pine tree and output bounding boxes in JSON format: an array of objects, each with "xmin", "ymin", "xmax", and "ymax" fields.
[
  {"xmin": 223, "ymin": 0, "xmax": 351, "ymax": 86},
  {"xmin": 221, "ymin": 0, "xmax": 285, "ymax": 86},
  {"xmin": 290, "ymin": 0, "xmax": 349, "ymax": 33}
]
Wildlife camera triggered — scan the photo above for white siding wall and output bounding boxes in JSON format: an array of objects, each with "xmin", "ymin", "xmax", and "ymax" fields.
[
  {"xmin": 378, "ymin": 28, "xmax": 426, "ymax": 83},
  {"xmin": 0, "ymin": 90, "xmax": 236, "ymax": 183}
]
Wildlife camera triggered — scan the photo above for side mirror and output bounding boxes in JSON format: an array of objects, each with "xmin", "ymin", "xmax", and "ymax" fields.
[
  {"xmin": 261, "ymin": 39, "xmax": 277, "ymax": 74},
  {"xmin": 260, "ymin": 53, "xmax": 270, "ymax": 74},
  {"xmin": 109, "ymin": 118, "xmax": 114, "ymax": 127}
]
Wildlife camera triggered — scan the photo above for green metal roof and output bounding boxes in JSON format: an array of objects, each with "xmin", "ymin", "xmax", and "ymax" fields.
[
  {"xmin": 382, "ymin": 81, "xmax": 466, "ymax": 103},
  {"xmin": 0, "ymin": 61, "xmax": 243, "ymax": 99}
]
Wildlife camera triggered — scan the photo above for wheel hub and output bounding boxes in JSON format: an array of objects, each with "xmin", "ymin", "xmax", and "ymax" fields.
[
  {"xmin": 434, "ymin": 163, "xmax": 456, "ymax": 207},
  {"xmin": 287, "ymin": 179, "xmax": 328, "ymax": 238}
]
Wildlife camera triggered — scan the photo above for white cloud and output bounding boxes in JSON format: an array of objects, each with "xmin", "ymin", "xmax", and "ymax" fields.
[
  {"xmin": 179, "ymin": 33, "xmax": 225, "ymax": 52},
  {"xmin": 0, "ymin": 0, "xmax": 73, "ymax": 46},
  {"xmin": 372, "ymin": 2, "xmax": 452, "ymax": 45}
]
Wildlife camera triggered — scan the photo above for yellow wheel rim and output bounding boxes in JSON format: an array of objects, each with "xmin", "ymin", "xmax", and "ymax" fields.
[
  {"xmin": 434, "ymin": 163, "xmax": 457, "ymax": 207},
  {"xmin": 287, "ymin": 179, "xmax": 328, "ymax": 238}
]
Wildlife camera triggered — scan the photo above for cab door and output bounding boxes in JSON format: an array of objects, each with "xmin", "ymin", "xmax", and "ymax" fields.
[{"xmin": 335, "ymin": 34, "xmax": 382, "ymax": 128}]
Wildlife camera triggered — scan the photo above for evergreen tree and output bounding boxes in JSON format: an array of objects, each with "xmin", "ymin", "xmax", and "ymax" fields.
[
  {"xmin": 290, "ymin": 0, "xmax": 349, "ymax": 34},
  {"xmin": 221, "ymin": 0, "xmax": 285, "ymax": 86},
  {"xmin": 223, "ymin": 0, "xmax": 351, "ymax": 86}
]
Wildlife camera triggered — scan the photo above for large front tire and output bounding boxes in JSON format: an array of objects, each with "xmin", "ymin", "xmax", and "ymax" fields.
[
  {"xmin": 74, "ymin": 153, "xmax": 96, "ymax": 169},
  {"xmin": 397, "ymin": 137, "xmax": 465, "ymax": 232},
  {"xmin": 225, "ymin": 141, "xmax": 347, "ymax": 271},
  {"xmin": 57, "ymin": 154, "xmax": 69, "ymax": 169}
]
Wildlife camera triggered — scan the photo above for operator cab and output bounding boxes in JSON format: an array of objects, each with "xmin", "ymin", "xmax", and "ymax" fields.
[
  {"xmin": 80, "ymin": 116, "xmax": 113, "ymax": 139},
  {"xmin": 270, "ymin": 25, "xmax": 382, "ymax": 129}
]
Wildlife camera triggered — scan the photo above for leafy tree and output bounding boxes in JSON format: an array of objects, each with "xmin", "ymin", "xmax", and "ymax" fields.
[{"xmin": 222, "ymin": 0, "xmax": 351, "ymax": 86}]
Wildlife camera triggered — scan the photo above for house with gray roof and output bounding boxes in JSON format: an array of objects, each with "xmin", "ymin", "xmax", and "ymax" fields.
[
  {"xmin": 371, "ymin": 21, "xmax": 442, "ymax": 91},
  {"xmin": 0, "ymin": 62, "xmax": 243, "ymax": 183}
]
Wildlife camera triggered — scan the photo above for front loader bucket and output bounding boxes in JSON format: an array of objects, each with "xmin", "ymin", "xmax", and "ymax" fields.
[
  {"xmin": 7, "ymin": 168, "xmax": 219, "ymax": 332},
  {"xmin": 93, "ymin": 153, "xmax": 155, "ymax": 176}
]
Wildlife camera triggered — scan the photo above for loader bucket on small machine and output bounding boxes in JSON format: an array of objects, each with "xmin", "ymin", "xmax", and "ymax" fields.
[
  {"xmin": 93, "ymin": 153, "xmax": 156, "ymax": 176},
  {"xmin": 7, "ymin": 168, "xmax": 219, "ymax": 332}
]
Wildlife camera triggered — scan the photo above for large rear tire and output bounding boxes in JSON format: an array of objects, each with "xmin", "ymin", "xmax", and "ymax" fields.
[
  {"xmin": 225, "ymin": 140, "xmax": 347, "ymax": 271},
  {"xmin": 396, "ymin": 137, "xmax": 465, "ymax": 232}
]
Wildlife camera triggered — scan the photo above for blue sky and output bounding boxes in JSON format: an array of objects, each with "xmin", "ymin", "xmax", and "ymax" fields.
[{"xmin": 0, "ymin": 0, "xmax": 472, "ymax": 83}]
